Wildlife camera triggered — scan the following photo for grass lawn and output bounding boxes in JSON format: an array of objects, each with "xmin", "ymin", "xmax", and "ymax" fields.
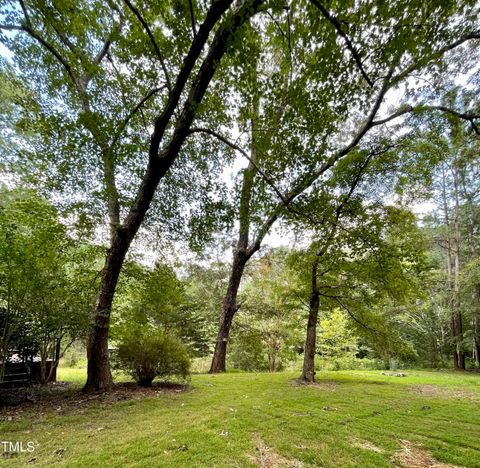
[{"xmin": 1, "ymin": 368, "xmax": 479, "ymax": 467}]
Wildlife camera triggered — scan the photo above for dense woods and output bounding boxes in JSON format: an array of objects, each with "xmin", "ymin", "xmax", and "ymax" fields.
[{"xmin": 1, "ymin": 0, "xmax": 479, "ymax": 396}]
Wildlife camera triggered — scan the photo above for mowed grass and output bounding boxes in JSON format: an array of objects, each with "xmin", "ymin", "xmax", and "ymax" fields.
[{"xmin": 1, "ymin": 368, "xmax": 480, "ymax": 467}]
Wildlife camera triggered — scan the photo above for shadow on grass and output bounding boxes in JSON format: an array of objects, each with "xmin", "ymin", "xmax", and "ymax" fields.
[{"xmin": 0, "ymin": 380, "xmax": 190, "ymax": 419}]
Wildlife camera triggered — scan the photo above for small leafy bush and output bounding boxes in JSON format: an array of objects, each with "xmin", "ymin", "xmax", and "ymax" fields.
[{"xmin": 113, "ymin": 328, "xmax": 190, "ymax": 386}]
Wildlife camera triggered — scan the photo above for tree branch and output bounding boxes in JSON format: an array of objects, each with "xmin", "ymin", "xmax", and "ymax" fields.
[
  {"xmin": 419, "ymin": 106, "xmax": 480, "ymax": 135},
  {"xmin": 333, "ymin": 296, "xmax": 378, "ymax": 335},
  {"xmin": 309, "ymin": 0, "xmax": 373, "ymax": 87},
  {"xmin": 291, "ymin": 289, "xmax": 310, "ymax": 310},
  {"xmin": 120, "ymin": 0, "xmax": 264, "ymax": 236},
  {"xmin": 94, "ymin": 22, "xmax": 122, "ymax": 65},
  {"xmin": 146, "ymin": 0, "xmax": 235, "ymax": 162},
  {"xmin": 2, "ymin": 2, "xmax": 81, "ymax": 90},
  {"xmin": 392, "ymin": 30, "xmax": 480, "ymax": 85},
  {"xmin": 248, "ymin": 67, "xmax": 396, "ymax": 254},
  {"xmin": 307, "ymin": 149, "xmax": 377, "ymax": 262},
  {"xmin": 18, "ymin": 0, "xmax": 31, "ymax": 25},
  {"xmin": 19, "ymin": 24, "xmax": 79, "ymax": 89},
  {"xmin": 188, "ymin": 0, "xmax": 197, "ymax": 38},
  {"xmin": 370, "ymin": 105, "xmax": 414, "ymax": 126},
  {"xmin": 40, "ymin": 14, "xmax": 78, "ymax": 55},
  {"xmin": 188, "ymin": 126, "xmax": 289, "ymax": 205},
  {"xmin": 0, "ymin": 24, "xmax": 23, "ymax": 31},
  {"xmin": 111, "ymin": 86, "xmax": 165, "ymax": 149},
  {"xmin": 371, "ymin": 104, "xmax": 480, "ymax": 135},
  {"xmin": 122, "ymin": 0, "xmax": 172, "ymax": 92}
]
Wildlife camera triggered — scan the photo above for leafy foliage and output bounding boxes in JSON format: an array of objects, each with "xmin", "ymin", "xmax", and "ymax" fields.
[
  {"xmin": 113, "ymin": 327, "xmax": 190, "ymax": 387},
  {"xmin": 0, "ymin": 186, "xmax": 93, "ymax": 382}
]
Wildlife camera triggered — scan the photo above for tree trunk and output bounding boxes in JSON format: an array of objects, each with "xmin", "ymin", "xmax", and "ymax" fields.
[
  {"xmin": 453, "ymin": 338, "xmax": 459, "ymax": 369},
  {"xmin": 452, "ymin": 166, "xmax": 465, "ymax": 371},
  {"xmin": 269, "ymin": 351, "xmax": 276, "ymax": 372},
  {"xmin": 210, "ymin": 100, "xmax": 260, "ymax": 374},
  {"xmin": 84, "ymin": 234, "xmax": 132, "ymax": 392},
  {"xmin": 301, "ymin": 259, "xmax": 320, "ymax": 383},
  {"xmin": 46, "ymin": 337, "xmax": 68, "ymax": 383},
  {"xmin": 451, "ymin": 312, "xmax": 466, "ymax": 370},
  {"xmin": 441, "ymin": 163, "xmax": 465, "ymax": 371},
  {"xmin": 210, "ymin": 250, "xmax": 248, "ymax": 373},
  {"xmin": 474, "ymin": 296, "xmax": 480, "ymax": 368},
  {"xmin": 475, "ymin": 326, "xmax": 480, "ymax": 369},
  {"xmin": 39, "ymin": 340, "xmax": 51, "ymax": 385},
  {"xmin": 46, "ymin": 338, "xmax": 61, "ymax": 383},
  {"xmin": 455, "ymin": 312, "xmax": 466, "ymax": 370}
]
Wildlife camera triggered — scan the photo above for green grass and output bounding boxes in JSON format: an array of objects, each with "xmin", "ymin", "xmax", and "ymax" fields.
[{"xmin": 1, "ymin": 368, "xmax": 479, "ymax": 467}]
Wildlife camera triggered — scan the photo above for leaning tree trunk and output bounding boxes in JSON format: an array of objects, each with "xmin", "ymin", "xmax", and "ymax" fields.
[
  {"xmin": 210, "ymin": 249, "xmax": 248, "ymax": 373},
  {"xmin": 301, "ymin": 259, "xmax": 320, "ymax": 383},
  {"xmin": 84, "ymin": 233, "xmax": 132, "ymax": 392}
]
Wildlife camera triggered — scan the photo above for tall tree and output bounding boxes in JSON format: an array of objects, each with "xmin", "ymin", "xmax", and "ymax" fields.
[
  {"xmin": 1, "ymin": 0, "xmax": 479, "ymax": 387},
  {"xmin": 290, "ymin": 200, "xmax": 427, "ymax": 382}
]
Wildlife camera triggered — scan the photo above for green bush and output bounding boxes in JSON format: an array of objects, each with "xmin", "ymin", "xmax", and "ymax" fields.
[{"xmin": 113, "ymin": 328, "xmax": 190, "ymax": 386}]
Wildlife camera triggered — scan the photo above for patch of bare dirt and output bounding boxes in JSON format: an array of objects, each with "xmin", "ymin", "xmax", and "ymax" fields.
[
  {"xmin": 291, "ymin": 379, "xmax": 338, "ymax": 391},
  {"xmin": 350, "ymin": 437, "xmax": 383, "ymax": 453},
  {"xmin": 0, "ymin": 381, "xmax": 189, "ymax": 420},
  {"xmin": 409, "ymin": 385, "xmax": 479, "ymax": 401},
  {"xmin": 248, "ymin": 433, "xmax": 303, "ymax": 468},
  {"xmin": 391, "ymin": 440, "xmax": 461, "ymax": 468}
]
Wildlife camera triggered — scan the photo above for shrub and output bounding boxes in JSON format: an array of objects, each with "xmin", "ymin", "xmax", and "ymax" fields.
[{"xmin": 113, "ymin": 328, "xmax": 190, "ymax": 386}]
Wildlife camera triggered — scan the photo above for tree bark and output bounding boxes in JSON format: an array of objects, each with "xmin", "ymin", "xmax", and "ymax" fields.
[
  {"xmin": 474, "ymin": 314, "xmax": 480, "ymax": 369},
  {"xmin": 84, "ymin": 233, "xmax": 131, "ymax": 392},
  {"xmin": 46, "ymin": 337, "xmax": 62, "ymax": 383},
  {"xmin": 39, "ymin": 342, "xmax": 48, "ymax": 385},
  {"xmin": 209, "ymin": 249, "xmax": 248, "ymax": 373},
  {"xmin": 301, "ymin": 259, "xmax": 320, "ymax": 382},
  {"xmin": 453, "ymin": 312, "xmax": 466, "ymax": 370},
  {"xmin": 298, "ymin": 159, "xmax": 368, "ymax": 382},
  {"xmin": 474, "ymin": 284, "xmax": 480, "ymax": 368}
]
